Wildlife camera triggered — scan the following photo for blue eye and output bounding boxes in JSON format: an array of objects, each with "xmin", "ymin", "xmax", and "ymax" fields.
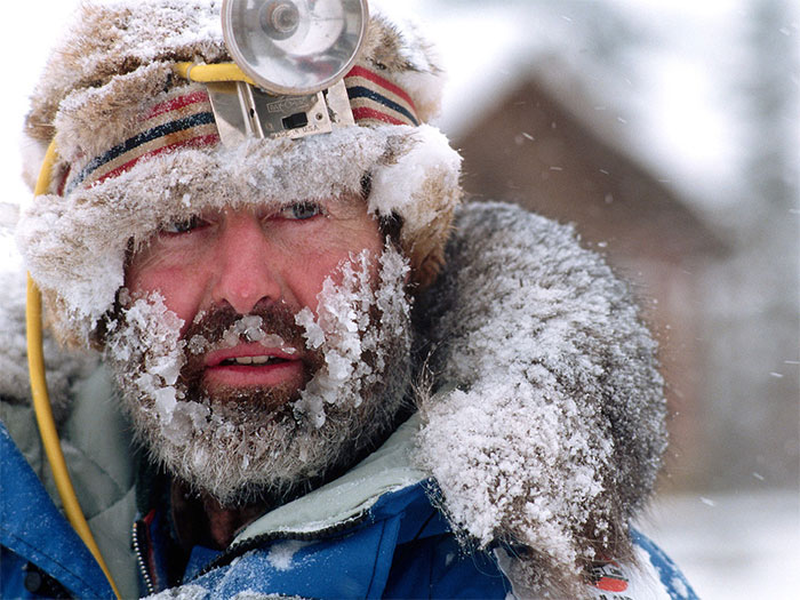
[
  {"xmin": 282, "ymin": 201, "xmax": 322, "ymax": 221},
  {"xmin": 162, "ymin": 215, "xmax": 206, "ymax": 234}
]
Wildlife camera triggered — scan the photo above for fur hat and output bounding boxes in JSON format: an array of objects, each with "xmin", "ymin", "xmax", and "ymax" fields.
[{"xmin": 17, "ymin": 0, "xmax": 462, "ymax": 347}]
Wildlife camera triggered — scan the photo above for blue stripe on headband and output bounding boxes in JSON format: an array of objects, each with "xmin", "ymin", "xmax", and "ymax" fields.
[
  {"xmin": 345, "ymin": 86, "xmax": 420, "ymax": 127},
  {"xmin": 65, "ymin": 112, "xmax": 216, "ymax": 195}
]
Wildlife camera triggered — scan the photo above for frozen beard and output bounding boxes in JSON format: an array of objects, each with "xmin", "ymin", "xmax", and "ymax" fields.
[{"xmin": 104, "ymin": 245, "xmax": 412, "ymax": 507}]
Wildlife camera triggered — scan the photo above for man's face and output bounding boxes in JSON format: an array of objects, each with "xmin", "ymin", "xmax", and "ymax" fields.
[
  {"xmin": 125, "ymin": 195, "xmax": 383, "ymax": 404},
  {"xmin": 108, "ymin": 194, "xmax": 412, "ymax": 507}
]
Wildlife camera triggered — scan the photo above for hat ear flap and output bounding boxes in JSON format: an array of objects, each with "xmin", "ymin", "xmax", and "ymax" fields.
[
  {"xmin": 401, "ymin": 169, "xmax": 461, "ymax": 291},
  {"xmin": 368, "ymin": 124, "xmax": 463, "ymax": 291}
]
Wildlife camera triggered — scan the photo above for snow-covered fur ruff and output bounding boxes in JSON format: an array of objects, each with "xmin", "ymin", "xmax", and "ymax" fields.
[
  {"xmin": 17, "ymin": 0, "xmax": 461, "ymax": 347},
  {"xmin": 414, "ymin": 202, "xmax": 667, "ymax": 596}
]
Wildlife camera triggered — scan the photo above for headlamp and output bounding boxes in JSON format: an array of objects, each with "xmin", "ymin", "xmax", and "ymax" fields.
[
  {"xmin": 222, "ymin": 0, "xmax": 368, "ymax": 96},
  {"xmin": 205, "ymin": 0, "xmax": 369, "ymax": 144}
]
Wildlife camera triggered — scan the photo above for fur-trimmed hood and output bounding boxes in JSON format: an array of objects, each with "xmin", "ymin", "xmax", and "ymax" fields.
[{"xmin": 414, "ymin": 202, "xmax": 667, "ymax": 595}]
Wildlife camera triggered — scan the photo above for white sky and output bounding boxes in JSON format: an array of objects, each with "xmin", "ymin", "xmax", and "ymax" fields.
[{"xmin": 1, "ymin": 2, "xmax": 80, "ymax": 223}]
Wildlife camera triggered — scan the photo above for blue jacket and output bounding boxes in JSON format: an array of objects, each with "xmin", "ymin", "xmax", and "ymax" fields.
[{"xmin": 2, "ymin": 420, "xmax": 696, "ymax": 599}]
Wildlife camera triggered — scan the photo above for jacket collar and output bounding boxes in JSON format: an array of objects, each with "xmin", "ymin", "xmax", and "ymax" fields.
[{"xmin": 232, "ymin": 413, "xmax": 427, "ymax": 546}]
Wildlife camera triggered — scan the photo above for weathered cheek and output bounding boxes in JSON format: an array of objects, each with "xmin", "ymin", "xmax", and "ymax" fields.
[
  {"xmin": 127, "ymin": 252, "xmax": 174, "ymax": 293},
  {"xmin": 290, "ymin": 262, "xmax": 338, "ymax": 309},
  {"xmin": 125, "ymin": 258, "xmax": 205, "ymax": 327},
  {"xmin": 128, "ymin": 241, "xmax": 201, "ymax": 291}
]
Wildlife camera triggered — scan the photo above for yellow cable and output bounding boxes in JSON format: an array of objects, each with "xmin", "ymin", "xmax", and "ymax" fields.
[
  {"xmin": 175, "ymin": 61, "xmax": 257, "ymax": 85},
  {"xmin": 27, "ymin": 141, "xmax": 122, "ymax": 599},
  {"xmin": 28, "ymin": 59, "xmax": 253, "ymax": 597}
]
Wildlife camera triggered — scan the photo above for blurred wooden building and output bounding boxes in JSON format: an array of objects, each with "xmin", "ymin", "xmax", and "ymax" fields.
[{"xmin": 446, "ymin": 59, "xmax": 728, "ymax": 489}]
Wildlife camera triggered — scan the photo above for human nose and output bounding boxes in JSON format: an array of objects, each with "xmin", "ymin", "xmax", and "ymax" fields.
[{"xmin": 210, "ymin": 212, "xmax": 283, "ymax": 314}]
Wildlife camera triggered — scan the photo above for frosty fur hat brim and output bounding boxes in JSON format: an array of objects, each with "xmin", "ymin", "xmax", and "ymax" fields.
[
  {"xmin": 17, "ymin": 0, "xmax": 461, "ymax": 347},
  {"xmin": 19, "ymin": 120, "xmax": 461, "ymax": 345}
]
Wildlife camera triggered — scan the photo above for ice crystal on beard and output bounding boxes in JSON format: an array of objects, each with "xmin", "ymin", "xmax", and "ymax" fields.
[
  {"xmin": 187, "ymin": 316, "xmax": 298, "ymax": 356},
  {"xmin": 105, "ymin": 292, "xmax": 211, "ymax": 445},
  {"xmin": 220, "ymin": 315, "xmax": 271, "ymax": 346},
  {"xmin": 295, "ymin": 247, "xmax": 410, "ymax": 427},
  {"xmin": 187, "ymin": 334, "xmax": 209, "ymax": 355}
]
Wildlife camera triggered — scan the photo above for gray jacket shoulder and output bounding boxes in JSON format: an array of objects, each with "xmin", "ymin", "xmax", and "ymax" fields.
[{"xmin": 0, "ymin": 261, "xmax": 96, "ymax": 420}]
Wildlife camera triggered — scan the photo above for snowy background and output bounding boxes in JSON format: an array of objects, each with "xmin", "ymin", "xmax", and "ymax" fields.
[{"xmin": 1, "ymin": 1, "xmax": 798, "ymax": 598}]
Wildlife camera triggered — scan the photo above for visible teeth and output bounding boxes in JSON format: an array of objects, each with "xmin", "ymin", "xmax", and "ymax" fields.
[{"xmin": 224, "ymin": 356, "xmax": 277, "ymax": 366}]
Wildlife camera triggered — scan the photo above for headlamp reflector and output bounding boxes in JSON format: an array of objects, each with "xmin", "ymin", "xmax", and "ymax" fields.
[{"xmin": 221, "ymin": 0, "xmax": 369, "ymax": 96}]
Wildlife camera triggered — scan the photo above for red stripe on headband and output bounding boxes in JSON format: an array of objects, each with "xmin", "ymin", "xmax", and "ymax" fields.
[
  {"xmin": 65, "ymin": 68, "xmax": 420, "ymax": 195},
  {"xmin": 92, "ymin": 133, "xmax": 220, "ymax": 187},
  {"xmin": 351, "ymin": 106, "xmax": 409, "ymax": 126},
  {"xmin": 346, "ymin": 66, "xmax": 417, "ymax": 112},
  {"xmin": 147, "ymin": 90, "xmax": 211, "ymax": 120}
]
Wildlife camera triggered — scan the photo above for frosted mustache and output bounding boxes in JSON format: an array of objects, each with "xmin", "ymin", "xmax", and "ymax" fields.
[{"xmin": 186, "ymin": 315, "xmax": 300, "ymax": 356}]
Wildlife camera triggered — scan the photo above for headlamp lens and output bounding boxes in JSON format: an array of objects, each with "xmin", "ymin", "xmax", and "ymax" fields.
[{"xmin": 222, "ymin": 0, "xmax": 369, "ymax": 96}]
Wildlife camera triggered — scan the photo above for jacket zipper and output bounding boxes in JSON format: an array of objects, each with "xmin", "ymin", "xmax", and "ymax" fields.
[
  {"xmin": 194, "ymin": 510, "xmax": 371, "ymax": 579},
  {"xmin": 132, "ymin": 520, "xmax": 156, "ymax": 596}
]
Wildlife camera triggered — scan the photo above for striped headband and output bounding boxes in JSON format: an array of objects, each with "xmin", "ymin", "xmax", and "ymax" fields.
[
  {"xmin": 62, "ymin": 90, "xmax": 220, "ymax": 196},
  {"xmin": 343, "ymin": 66, "xmax": 420, "ymax": 127},
  {"xmin": 61, "ymin": 66, "xmax": 419, "ymax": 196}
]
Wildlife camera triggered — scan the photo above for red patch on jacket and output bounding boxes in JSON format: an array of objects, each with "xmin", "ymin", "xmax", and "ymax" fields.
[{"xmin": 590, "ymin": 560, "xmax": 629, "ymax": 593}]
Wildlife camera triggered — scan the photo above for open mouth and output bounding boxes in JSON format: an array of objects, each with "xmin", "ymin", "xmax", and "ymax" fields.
[
  {"xmin": 218, "ymin": 356, "xmax": 290, "ymax": 367},
  {"xmin": 203, "ymin": 349, "xmax": 305, "ymax": 391},
  {"xmin": 201, "ymin": 343, "xmax": 305, "ymax": 390}
]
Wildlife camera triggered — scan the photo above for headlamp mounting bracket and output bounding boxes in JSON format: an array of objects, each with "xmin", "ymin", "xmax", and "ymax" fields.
[
  {"xmin": 210, "ymin": 0, "xmax": 367, "ymax": 145},
  {"xmin": 206, "ymin": 79, "xmax": 355, "ymax": 146}
]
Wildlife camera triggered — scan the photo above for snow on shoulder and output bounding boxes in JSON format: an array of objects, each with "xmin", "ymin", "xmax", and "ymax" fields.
[{"xmin": 414, "ymin": 201, "xmax": 667, "ymax": 591}]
